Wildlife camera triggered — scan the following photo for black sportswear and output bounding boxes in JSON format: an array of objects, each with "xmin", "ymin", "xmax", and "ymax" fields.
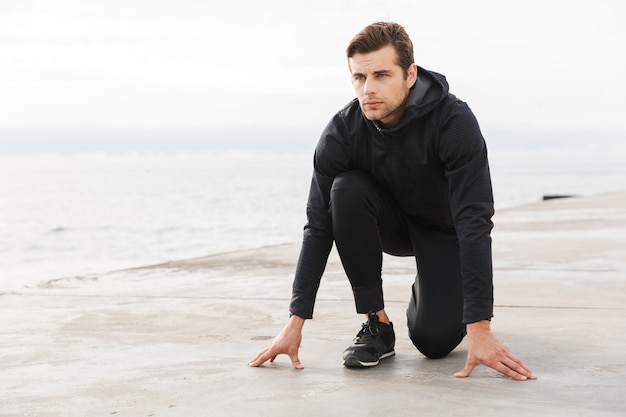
[
  {"xmin": 289, "ymin": 67, "xmax": 494, "ymax": 324},
  {"xmin": 343, "ymin": 313, "xmax": 395, "ymax": 367}
]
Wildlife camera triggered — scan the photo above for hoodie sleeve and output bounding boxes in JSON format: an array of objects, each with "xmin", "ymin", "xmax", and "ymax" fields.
[
  {"xmin": 289, "ymin": 113, "xmax": 351, "ymax": 319},
  {"xmin": 437, "ymin": 100, "xmax": 495, "ymax": 323}
]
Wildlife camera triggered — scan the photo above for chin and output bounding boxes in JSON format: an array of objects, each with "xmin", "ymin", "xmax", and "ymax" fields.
[{"xmin": 361, "ymin": 111, "xmax": 379, "ymax": 122}]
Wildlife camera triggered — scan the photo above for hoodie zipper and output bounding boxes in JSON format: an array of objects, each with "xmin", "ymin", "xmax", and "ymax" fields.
[
  {"xmin": 373, "ymin": 122, "xmax": 386, "ymax": 139},
  {"xmin": 372, "ymin": 121, "xmax": 404, "ymax": 189}
]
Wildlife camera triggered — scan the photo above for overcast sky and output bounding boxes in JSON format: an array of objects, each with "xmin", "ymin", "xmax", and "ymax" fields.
[{"xmin": 1, "ymin": 0, "xmax": 625, "ymax": 149}]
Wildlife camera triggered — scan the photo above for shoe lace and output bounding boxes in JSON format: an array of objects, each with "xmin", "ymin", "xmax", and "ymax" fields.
[{"xmin": 353, "ymin": 316, "xmax": 381, "ymax": 343}]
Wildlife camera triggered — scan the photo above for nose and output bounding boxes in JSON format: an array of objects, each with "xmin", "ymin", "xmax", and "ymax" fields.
[{"xmin": 362, "ymin": 77, "xmax": 376, "ymax": 96}]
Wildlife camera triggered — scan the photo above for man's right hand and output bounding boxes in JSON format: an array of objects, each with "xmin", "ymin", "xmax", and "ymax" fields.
[{"xmin": 247, "ymin": 314, "xmax": 305, "ymax": 369}]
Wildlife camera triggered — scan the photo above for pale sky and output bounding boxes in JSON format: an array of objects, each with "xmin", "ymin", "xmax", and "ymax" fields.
[{"xmin": 1, "ymin": 0, "xmax": 625, "ymax": 142}]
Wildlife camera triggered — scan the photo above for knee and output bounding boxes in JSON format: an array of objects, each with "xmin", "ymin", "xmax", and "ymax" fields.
[
  {"xmin": 408, "ymin": 326, "xmax": 465, "ymax": 359},
  {"xmin": 330, "ymin": 171, "xmax": 375, "ymax": 214},
  {"xmin": 331, "ymin": 170, "xmax": 373, "ymax": 194}
]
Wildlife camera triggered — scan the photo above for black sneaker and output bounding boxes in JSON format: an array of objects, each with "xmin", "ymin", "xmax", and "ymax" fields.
[{"xmin": 342, "ymin": 313, "xmax": 395, "ymax": 367}]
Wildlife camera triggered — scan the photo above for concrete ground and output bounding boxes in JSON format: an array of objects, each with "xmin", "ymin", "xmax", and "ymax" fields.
[{"xmin": 1, "ymin": 191, "xmax": 625, "ymax": 417}]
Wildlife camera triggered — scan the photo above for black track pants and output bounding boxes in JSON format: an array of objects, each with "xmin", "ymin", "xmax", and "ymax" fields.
[{"xmin": 330, "ymin": 170, "xmax": 466, "ymax": 359}]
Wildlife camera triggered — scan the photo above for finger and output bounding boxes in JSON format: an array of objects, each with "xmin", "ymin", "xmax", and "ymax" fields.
[
  {"xmin": 503, "ymin": 356, "xmax": 537, "ymax": 380},
  {"xmin": 454, "ymin": 362, "xmax": 475, "ymax": 378},
  {"xmin": 289, "ymin": 354, "xmax": 304, "ymax": 370},
  {"xmin": 248, "ymin": 356, "xmax": 266, "ymax": 367},
  {"xmin": 493, "ymin": 360, "xmax": 529, "ymax": 380},
  {"xmin": 247, "ymin": 349, "xmax": 266, "ymax": 366},
  {"xmin": 248, "ymin": 348, "xmax": 272, "ymax": 367}
]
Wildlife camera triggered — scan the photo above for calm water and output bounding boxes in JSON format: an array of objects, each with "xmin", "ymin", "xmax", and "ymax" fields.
[{"xmin": 1, "ymin": 147, "xmax": 624, "ymax": 289}]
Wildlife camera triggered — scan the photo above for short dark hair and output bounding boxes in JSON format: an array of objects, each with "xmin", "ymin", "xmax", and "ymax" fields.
[{"xmin": 346, "ymin": 21, "xmax": 414, "ymax": 78}]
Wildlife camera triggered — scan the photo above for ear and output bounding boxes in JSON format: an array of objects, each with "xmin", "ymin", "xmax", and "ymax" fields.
[{"xmin": 407, "ymin": 63, "xmax": 418, "ymax": 88}]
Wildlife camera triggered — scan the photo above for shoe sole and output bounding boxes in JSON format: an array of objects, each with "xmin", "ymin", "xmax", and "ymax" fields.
[{"xmin": 343, "ymin": 350, "xmax": 395, "ymax": 368}]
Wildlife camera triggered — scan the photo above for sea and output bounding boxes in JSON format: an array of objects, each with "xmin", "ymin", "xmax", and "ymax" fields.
[{"xmin": 1, "ymin": 140, "xmax": 625, "ymax": 290}]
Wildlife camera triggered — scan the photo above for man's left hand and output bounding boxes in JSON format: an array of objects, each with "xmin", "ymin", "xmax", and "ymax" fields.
[{"xmin": 454, "ymin": 320, "xmax": 537, "ymax": 380}]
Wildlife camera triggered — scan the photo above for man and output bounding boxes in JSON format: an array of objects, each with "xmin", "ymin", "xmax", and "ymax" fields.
[{"xmin": 248, "ymin": 21, "xmax": 536, "ymax": 380}]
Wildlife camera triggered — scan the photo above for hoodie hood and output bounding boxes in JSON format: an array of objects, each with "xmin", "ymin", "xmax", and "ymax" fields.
[{"xmin": 382, "ymin": 67, "xmax": 450, "ymax": 133}]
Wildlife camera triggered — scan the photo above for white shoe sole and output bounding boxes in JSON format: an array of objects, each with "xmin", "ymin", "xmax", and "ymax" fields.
[{"xmin": 343, "ymin": 350, "xmax": 395, "ymax": 368}]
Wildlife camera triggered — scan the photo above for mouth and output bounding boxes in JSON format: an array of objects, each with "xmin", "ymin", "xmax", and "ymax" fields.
[{"xmin": 364, "ymin": 100, "xmax": 382, "ymax": 109}]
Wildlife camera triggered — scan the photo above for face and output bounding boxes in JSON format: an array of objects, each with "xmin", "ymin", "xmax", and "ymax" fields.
[{"xmin": 348, "ymin": 45, "xmax": 417, "ymax": 128}]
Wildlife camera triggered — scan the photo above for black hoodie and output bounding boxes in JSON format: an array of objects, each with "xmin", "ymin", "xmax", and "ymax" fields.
[{"xmin": 289, "ymin": 67, "xmax": 495, "ymax": 324}]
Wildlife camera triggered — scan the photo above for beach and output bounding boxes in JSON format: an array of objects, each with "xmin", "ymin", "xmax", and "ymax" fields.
[
  {"xmin": 2, "ymin": 148, "xmax": 626, "ymax": 290},
  {"xmin": 2, "ymin": 2, "xmax": 626, "ymax": 414},
  {"xmin": 1, "ymin": 190, "xmax": 625, "ymax": 416}
]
